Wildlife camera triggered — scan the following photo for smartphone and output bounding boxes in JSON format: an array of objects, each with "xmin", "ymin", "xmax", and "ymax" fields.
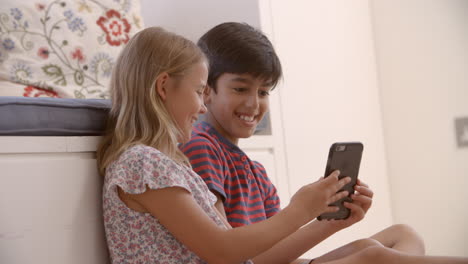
[{"xmin": 317, "ymin": 142, "xmax": 364, "ymax": 221}]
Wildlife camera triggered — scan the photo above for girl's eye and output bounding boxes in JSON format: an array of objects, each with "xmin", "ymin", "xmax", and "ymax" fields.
[{"xmin": 196, "ymin": 86, "xmax": 206, "ymax": 95}]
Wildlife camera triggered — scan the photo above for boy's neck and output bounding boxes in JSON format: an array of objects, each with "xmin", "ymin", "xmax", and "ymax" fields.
[{"xmin": 203, "ymin": 114, "xmax": 240, "ymax": 146}]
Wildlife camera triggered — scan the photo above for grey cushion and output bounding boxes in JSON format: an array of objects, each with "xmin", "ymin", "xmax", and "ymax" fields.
[{"xmin": 0, "ymin": 97, "xmax": 110, "ymax": 136}]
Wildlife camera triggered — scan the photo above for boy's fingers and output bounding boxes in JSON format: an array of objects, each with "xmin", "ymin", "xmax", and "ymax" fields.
[
  {"xmin": 329, "ymin": 190, "xmax": 348, "ymax": 204},
  {"xmin": 323, "ymin": 205, "xmax": 340, "ymax": 214},
  {"xmin": 351, "ymin": 194, "xmax": 372, "ymax": 209},
  {"xmin": 344, "ymin": 202, "xmax": 365, "ymax": 219},
  {"xmin": 355, "ymin": 185, "xmax": 374, "ymax": 198},
  {"xmin": 337, "ymin": 176, "xmax": 351, "ymax": 190},
  {"xmin": 357, "ymin": 179, "xmax": 369, "ymax": 188},
  {"xmin": 352, "ymin": 195, "xmax": 372, "ymax": 205}
]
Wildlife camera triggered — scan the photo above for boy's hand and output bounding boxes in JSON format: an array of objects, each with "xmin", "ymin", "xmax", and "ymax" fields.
[{"xmin": 322, "ymin": 179, "xmax": 374, "ymax": 229}]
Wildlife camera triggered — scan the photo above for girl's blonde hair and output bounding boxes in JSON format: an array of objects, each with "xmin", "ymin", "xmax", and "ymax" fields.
[{"xmin": 97, "ymin": 27, "xmax": 206, "ymax": 175}]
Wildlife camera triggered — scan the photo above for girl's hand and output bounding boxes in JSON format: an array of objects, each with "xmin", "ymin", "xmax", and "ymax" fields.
[
  {"xmin": 322, "ymin": 179, "xmax": 374, "ymax": 229},
  {"xmin": 288, "ymin": 170, "xmax": 351, "ymax": 222}
]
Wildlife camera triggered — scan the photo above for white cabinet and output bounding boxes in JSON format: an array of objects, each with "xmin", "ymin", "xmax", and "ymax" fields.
[{"xmin": 0, "ymin": 136, "xmax": 109, "ymax": 264}]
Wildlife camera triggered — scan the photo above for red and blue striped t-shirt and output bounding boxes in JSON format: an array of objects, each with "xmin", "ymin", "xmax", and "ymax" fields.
[{"xmin": 181, "ymin": 122, "xmax": 281, "ymax": 227}]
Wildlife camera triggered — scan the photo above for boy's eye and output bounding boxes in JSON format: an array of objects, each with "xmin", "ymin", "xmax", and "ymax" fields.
[
  {"xmin": 259, "ymin": 90, "xmax": 270, "ymax": 97},
  {"xmin": 233, "ymin": 87, "xmax": 247, "ymax": 92}
]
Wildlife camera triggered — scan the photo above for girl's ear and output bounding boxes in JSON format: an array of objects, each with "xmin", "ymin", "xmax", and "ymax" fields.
[
  {"xmin": 155, "ymin": 72, "xmax": 170, "ymax": 101},
  {"xmin": 203, "ymin": 85, "xmax": 213, "ymax": 104}
]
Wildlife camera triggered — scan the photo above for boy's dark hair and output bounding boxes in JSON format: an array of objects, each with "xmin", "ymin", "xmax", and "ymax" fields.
[{"xmin": 198, "ymin": 22, "xmax": 282, "ymax": 91}]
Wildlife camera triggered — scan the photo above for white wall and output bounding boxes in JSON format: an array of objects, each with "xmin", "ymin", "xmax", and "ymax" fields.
[
  {"xmin": 371, "ymin": 0, "xmax": 468, "ymax": 256},
  {"xmin": 264, "ymin": 0, "xmax": 393, "ymax": 257},
  {"xmin": 140, "ymin": 0, "xmax": 260, "ymax": 42}
]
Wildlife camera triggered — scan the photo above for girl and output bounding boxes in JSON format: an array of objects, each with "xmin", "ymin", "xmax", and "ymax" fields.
[{"xmin": 96, "ymin": 27, "xmax": 350, "ymax": 264}]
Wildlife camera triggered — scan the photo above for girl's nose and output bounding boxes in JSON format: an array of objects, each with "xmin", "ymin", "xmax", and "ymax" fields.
[{"xmin": 199, "ymin": 103, "xmax": 207, "ymax": 114}]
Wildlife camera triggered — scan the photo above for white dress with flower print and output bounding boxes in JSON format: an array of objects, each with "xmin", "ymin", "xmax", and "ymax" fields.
[{"xmin": 103, "ymin": 144, "xmax": 253, "ymax": 264}]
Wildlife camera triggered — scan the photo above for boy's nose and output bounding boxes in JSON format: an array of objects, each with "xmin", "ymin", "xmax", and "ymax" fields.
[{"xmin": 246, "ymin": 94, "xmax": 259, "ymax": 108}]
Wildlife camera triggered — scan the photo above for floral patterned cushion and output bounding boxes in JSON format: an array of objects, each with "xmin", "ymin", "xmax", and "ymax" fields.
[{"xmin": 0, "ymin": 0, "xmax": 143, "ymax": 98}]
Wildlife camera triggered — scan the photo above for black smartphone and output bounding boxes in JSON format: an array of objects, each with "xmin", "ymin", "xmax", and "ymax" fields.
[{"xmin": 317, "ymin": 142, "xmax": 364, "ymax": 221}]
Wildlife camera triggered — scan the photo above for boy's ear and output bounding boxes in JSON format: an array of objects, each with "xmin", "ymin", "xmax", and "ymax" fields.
[
  {"xmin": 203, "ymin": 85, "xmax": 213, "ymax": 104},
  {"xmin": 155, "ymin": 72, "xmax": 170, "ymax": 101}
]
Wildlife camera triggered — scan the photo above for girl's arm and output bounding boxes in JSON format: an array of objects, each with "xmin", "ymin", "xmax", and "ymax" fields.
[{"xmin": 122, "ymin": 172, "xmax": 350, "ymax": 264}]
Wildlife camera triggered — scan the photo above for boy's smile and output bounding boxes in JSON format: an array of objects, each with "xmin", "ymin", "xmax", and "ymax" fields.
[{"xmin": 203, "ymin": 73, "xmax": 272, "ymax": 145}]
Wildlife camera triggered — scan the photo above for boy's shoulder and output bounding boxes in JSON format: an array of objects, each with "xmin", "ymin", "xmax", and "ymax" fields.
[
  {"xmin": 182, "ymin": 122, "xmax": 227, "ymax": 159},
  {"xmin": 185, "ymin": 122, "xmax": 219, "ymax": 148},
  {"xmin": 183, "ymin": 122, "xmax": 240, "ymax": 160}
]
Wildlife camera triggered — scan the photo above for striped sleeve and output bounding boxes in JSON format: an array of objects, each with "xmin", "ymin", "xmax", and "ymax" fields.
[
  {"xmin": 181, "ymin": 136, "xmax": 227, "ymax": 199},
  {"xmin": 252, "ymin": 161, "xmax": 281, "ymax": 218}
]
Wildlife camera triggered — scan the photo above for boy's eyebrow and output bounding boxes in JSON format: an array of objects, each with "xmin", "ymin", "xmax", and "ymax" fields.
[
  {"xmin": 230, "ymin": 77, "xmax": 252, "ymax": 84},
  {"xmin": 230, "ymin": 76, "xmax": 274, "ymax": 87}
]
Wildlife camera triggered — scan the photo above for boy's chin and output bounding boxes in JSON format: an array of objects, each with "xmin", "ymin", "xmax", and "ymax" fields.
[{"xmin": 237, "ymin": 128, "xmax": 256, "ymax": 138}]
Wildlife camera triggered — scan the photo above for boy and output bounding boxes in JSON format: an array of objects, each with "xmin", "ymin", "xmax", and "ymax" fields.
[{"xmin": 182, "ymin": 22, "xmax": 425, "ymax": 264}]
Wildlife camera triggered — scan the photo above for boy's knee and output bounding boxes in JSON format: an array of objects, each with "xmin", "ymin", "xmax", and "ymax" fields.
[
  {"xmin": 391, "ymin": 224, "xmax": 417, "ymax": 234},
  {"xmin": 358, "ymin": 245, "xmax": 391, "ymax": 262},
  {"xmin": 389, "ymin": 224, "xmax": 426, "ymax": 253},
  {"xmin": 391, "ymin": 224, "xmax": 424, "ymax": 240},
  {"xmin": 352, "ymin": 238, "xmax": 384, "ymax": 250}
]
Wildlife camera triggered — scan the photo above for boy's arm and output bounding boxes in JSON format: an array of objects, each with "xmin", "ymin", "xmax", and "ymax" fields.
[{"xmin": 253, "ymin": 161, "xmax": 281, "ymax": 218}]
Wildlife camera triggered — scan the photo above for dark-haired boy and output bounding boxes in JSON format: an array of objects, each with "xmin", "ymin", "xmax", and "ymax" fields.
[{"xmin": 182, "ymin": 22, "xmax": 425, "ymax": 264}]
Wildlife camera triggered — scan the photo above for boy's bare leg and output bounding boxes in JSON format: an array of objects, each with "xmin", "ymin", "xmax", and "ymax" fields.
[
  {"xmin": 312, "ymin": 238, "xmax": 383, "ymax": 263},
  {"xmin": 370, "ymin": 224, "xmax": 425, "ymax": 254},
  {"xmin": 317, "ymin": 246, "xmax": 468, "ymax": 264},
  {"xmin": 313, "ymin": 224, "xmax": 424, "ymax": 264}
]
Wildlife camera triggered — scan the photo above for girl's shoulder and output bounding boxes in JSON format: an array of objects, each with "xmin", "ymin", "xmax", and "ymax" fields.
[
  {"xmin": 105, "ymin": 144, "xmax": 187, "ymax": 194},
  {"xmin": 109, "ymin": 144, "xmax": 181, "ymax": 176},
  {"xmin": 119, "ymin": 144, "xmax": 170, "ymax": 164}
]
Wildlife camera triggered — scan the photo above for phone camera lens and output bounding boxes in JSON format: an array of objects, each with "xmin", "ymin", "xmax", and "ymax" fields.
[{"xmin": 336, "ymin": 145, "xmax": 346, "ymax": 151}]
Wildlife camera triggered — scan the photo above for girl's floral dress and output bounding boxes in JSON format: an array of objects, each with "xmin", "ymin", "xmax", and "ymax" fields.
[{"xmin": 103, "ymin": 144, "xmax": 253, "ymax": 263}]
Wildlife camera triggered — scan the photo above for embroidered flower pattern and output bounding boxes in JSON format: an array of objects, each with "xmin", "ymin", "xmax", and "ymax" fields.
[
  {"xmin": 90, "ymin": 52, "xmax": 113, "ymax": 77},
  {"xmin": 37, "ymin": 47, "xmax": 49, "ymax": 59},
  {"xmin": 10, "ymin": 8, "xmax": 22, "ymax": 20},
  {"xmin": 97, "ymin": 9, "xmax": 131, "ymax": 46},
  {"xmin": 23, "ymin": 85, "xmax": 60, "ymax": 97},
  {"xmin": 71, "ymin": 47, "xmax": 85, "ymax": 63},
  {"xmin": 35, "ymin": 3, "xmax": 46, "ymax": 11},
  {"xmin": 0, "ymin": 1, "xmax": 142, "ymax": 98},
  {"xmin": 64, "ymin": 10, "xmax": 87, "ymax": 34},
  {"xmin": 2, "ymin": 38, "xmax": 15, "ymax": 50},
  {"xmin": 10, "ymin": 63, "xmax": 32, "ymax": 82}
]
